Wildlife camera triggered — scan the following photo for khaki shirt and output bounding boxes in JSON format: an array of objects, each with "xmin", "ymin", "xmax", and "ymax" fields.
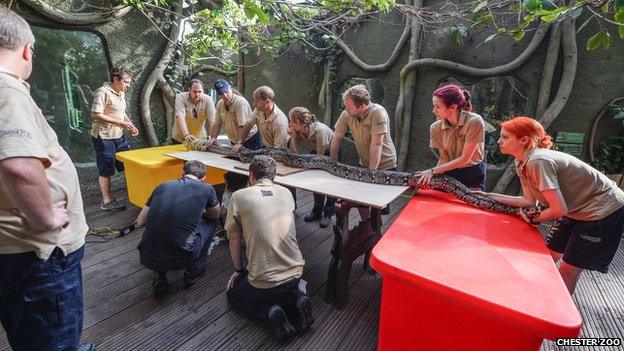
[
  {"xmin": 225, "ymin": 178, "xmax": 304, "ymax": 288},
  {"xmin": 249, "ymin": 104, "xmax": 289, "ymax": 149},
  {"xmin": 290, "ymin": 121, "xmax": 334, "ymax": 155},
  {"xmin": 334, "ymin": 103, "xmax": 397, "ymax": 170},
  {"xmin": 430, "ymin": 110, "xmax": 485, "ymax": 167},
  {"xmin": 90, "ymin": 82, "xmax": 126, "ymax": 139},
  {"xmin": 516, "ymin": 148, "xmax": 624, "ymax": 221},
  {"xmin": 0, "ymin": 69, "xmax": 88, "ymax": 259},
  {"xmin": 172, "ymin": 92, "xmax": 216, "ymax": 142},
  {"xmin": 215, "ymin": 94, "xmax": 258, "ymax": 143}
]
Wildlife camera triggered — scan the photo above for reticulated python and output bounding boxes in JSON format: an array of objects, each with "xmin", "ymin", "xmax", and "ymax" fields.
[{"xmin": 186, "ymin": 139, "xmax": 541, "ymax": 216}]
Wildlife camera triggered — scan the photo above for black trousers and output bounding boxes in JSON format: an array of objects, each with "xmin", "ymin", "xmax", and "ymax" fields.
[{"xmin": 227, "ymin": 273, "xmax": 300, "ymax": 326}]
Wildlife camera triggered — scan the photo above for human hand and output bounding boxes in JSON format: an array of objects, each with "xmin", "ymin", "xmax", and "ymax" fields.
[
  {"xmin": 518, "ymin": 208, "xmax": 538, "ymax": 225},
  {"xmin": 416, "ymin": 169, "xmax": 435, "ymax": 189},
  {"xmin": 226, "ymin": 271, "xmax": 240, "ymax": 291},
  {"xmin": 205, "ymin": 137, "xmax": 216, "ymax": 148},
  {"xmin": 130, "ymin": 125, "xmax": 140, "ymax": 136},
  {"xmin": 184, "ymin": 134, "xmax": 197, "ymax": 142},
  {"xmin": 231, "ymin": 143, "xmax": 242, "ymax": 155},
  {"xmin": 12, "ymin": 200, "xmax": 70, "ymax": 231}
]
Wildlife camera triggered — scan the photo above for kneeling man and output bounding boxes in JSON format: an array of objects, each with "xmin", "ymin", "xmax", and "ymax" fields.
[
  {"xmin": 136, "ymin": 160, "xmax": 220, "ymax": 297},
  {"xmin": 225, "ymin": 155, "xmax": 314, "ymax": 341}
]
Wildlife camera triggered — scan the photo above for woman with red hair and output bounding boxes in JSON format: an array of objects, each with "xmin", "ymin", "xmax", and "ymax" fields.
[
  {"xmin": 417, "ymin": 84, "xmax": 487, "ymax": 190},
  {"xmin": 480, "ymin": 116, "xmax": 624, "ymax": 294}
]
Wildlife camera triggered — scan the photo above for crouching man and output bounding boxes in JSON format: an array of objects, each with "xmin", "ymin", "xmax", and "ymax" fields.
[
  {"xmin": 225, "ymin": 155, "xmax": 314, "ymax": 341},
  {"xmin": 136, "ymin": 160, "xmax": 220, "ymax": 297}
]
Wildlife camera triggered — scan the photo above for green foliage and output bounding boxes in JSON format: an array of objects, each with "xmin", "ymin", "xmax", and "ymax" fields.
[
  {"xmin": 587, "ymin": 29, "xmax": 612, "ymax": 50},
  {"xmin": 592, "ymin": 105, "xmax": 624, "ymax": 174},
  {"xmin": 594, "ymin": 136, "xmax": 624, "ymax": 173},
  {"xmin": 482, "ymin": 104, "xmax": 512, "ymax": 165}
]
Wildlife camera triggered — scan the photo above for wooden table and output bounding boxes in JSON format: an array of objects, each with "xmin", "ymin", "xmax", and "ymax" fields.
[{"xmin": 168, "ymin": 150, "xmax": 409, "ymax": 307}]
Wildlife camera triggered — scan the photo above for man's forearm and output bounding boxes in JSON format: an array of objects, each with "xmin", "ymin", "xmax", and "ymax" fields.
[
  {"xmin": 330, "ymin": 137, "xmax": 341, "ymax": 161},
  {"xmin": 236, "ymin": 123, "xmax": 252, "ymax": 143},
  {"xmin": 228, "ymin": 236, "xmax": 243, "ymax": 270},
  {"xmin": 369, "ymin": 143, "xmax": 382, "ymax": 170},
  {"xmin": 176, "ymin": 115, "xmax": 190, "ymax": 136},
  {"xmin": 92, "ymin": 112, "xmax": 122, "ymax": 125},
  {"xmin": 0, "ymin": 158, "xmax": 57, "ymax": 230}
]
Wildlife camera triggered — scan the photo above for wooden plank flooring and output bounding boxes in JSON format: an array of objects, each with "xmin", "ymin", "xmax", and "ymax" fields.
[{"xmin": 0, "ymin": 189, "xmax": 623, "ymax": 351}]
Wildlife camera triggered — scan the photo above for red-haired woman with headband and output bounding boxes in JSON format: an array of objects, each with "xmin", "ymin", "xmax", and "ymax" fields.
[
  {"xmin": 478, "ymin": 116, "xmax": 624, "ymax": 294},
  {"xmin": 416, "ymin": 84, "xmax": 487, "ymax": 190}
]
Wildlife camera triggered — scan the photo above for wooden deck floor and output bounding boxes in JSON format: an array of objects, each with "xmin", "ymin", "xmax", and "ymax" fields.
[{"xmin": 0, "ymin": 189, "xmax": 622, "ymax": 350}]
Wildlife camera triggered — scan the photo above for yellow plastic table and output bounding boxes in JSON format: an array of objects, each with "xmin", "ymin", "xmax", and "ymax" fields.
[{"xmin": 116, "ymin": 144, "xmax": 226, "ymax": 207}]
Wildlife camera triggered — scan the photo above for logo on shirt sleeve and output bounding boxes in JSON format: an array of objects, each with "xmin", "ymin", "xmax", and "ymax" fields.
[
  {"xmin": 261, "ymin": 190, "xmax": 274, "ymax": 197},
  {"xmin": 0, "ymin": 129, "xmax": 32, "ymax": 139}
]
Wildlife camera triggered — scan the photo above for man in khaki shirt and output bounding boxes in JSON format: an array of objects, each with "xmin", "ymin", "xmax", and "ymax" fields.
[
  {"xmin": 0, "ymin": 7, "xmax": 92, "ymax": 351},
  {"xmin": 225, "ymin": 155, "xmax": 313, "ymax": 341},
  {"xmin": 231, "ymin": 85, "xmax": 289, "ymax": 154},
  {"xmin": 171, "ymin": 79, "xmax": 215, "ymax": 144},
  {"xmin": 91, "ymin": 66, "xmax": 139, "ymax": 211},
  {"xmin": 330, "ymin": 84, "xmax": 397, "ymax": 220},
  {"xmin": 205, "ymin": 79, "xmax": 261, "ymax": 150}
]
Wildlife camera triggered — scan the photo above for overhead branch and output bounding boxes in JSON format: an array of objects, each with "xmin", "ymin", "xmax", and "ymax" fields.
[
  {"xmin": 22, "ymin": 0, "xmax": 131, "ymax": 25},
  {"xmin": 492, "ymin": 16, "xmax": 577, "ymax": 193},
  {"xmin": 396, "ymin": 0, "xmax": 423, "ymax": 170},
  {"xmin": 335, "ymin": 20, "xmax": 411, "ymax": 72},
  {"xmin": 140, "ymin": 0, "xmax": 182, "ymax": 146}
]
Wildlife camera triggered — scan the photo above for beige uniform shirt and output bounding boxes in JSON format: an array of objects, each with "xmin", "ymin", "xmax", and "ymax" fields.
[
  {"xmin": 516, "ymin": 148, "xmax": 624, "ymax": 221},
  {"xmin": 430, "ymin": 110, "xmax": 485, "ymax": 167},
  {"xmin": 90, "ymin": 82, "xmax": 126, "ymax": 139},
  {"xmin": 290, "ymin": 121, "xmax": 334, "ymax": 155},
  {"xmin": 215, "ymin": 94, "xmax": 258, "ymax": 143},
  {"xmin": 225, "ymin": 178, "xmax": 304, "ymax": 289},
  {"xmin": 172, "ymin": 92, "xmax": 216, "ymax": 142},
  {"xmin": 334, "ymin": 103, "xmax": 397, "ymax": 170},
  {"xmin": 249, "ymin": 104, "xmax": 289, "ymax": 149},
  {"xmin": 0, "ymin": 69, "xmax": 88, "ymax": 259}
]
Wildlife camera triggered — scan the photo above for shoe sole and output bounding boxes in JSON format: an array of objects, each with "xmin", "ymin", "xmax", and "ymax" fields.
[
  {"xmin": 295, "ymin": 296, "xmax": 315, "ymax": 334},
  {"xmin": 268, "ymin": 307, "xmax": 295, "ymax": 341}
]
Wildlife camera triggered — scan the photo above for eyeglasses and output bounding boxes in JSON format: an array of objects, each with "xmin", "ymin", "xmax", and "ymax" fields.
[{"xmin": 193, "ymin": 108, "xmax": 198, "ymax": 118}]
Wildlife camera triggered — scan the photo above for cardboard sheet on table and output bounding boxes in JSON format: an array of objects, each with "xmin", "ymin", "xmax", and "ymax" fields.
[
  {"xmin": 167, "ymin": 150, "xmax": 409, "ymax": 208},
  {"xmin": 234, "ymin": 162, "xmax": 305, "ymax": 176}
]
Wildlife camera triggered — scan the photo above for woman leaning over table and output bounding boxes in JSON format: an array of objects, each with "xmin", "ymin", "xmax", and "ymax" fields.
[
  {"xmin": 478, "ymin": 116, "xmax": 624, "ymax": 294},
  {"xmin": 416, "ymin": 84, "xmax": 487, "ymax": 190}
]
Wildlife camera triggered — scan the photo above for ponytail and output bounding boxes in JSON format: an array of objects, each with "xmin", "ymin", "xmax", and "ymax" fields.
[{"xmin": 433, "ymin": 84, "xmax": 473, "ymax": 112}]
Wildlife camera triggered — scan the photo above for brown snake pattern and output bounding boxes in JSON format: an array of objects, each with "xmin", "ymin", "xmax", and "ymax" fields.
[{"xmin": 187, "ymin": 139, "xmax": 541, "ymax": 216}]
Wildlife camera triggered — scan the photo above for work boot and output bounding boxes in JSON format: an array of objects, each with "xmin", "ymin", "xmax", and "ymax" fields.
[
  {"xmin": 183, "ymin": 268, "xmax": 206, "ymax": 289},
  {"xmin": 291, "ymin": 294, "xmax": 315, "ymax": 335},
  {"xmin": 152, "ymin": 272, "xmax": 169, "ymax": 298},
  {"xmin": 304, "ymin": 208, "xmax": 322, "ymax": 222},
  {"xmin": 100, "ymin": 198, "xmax": 126, "ymax": 211},
  {"xmin": 267, "ymin": 304, "xmax": 295, "ymax": 341},
  {"xmin": 319, "ymin": 215, "xmax": 332, "ymax": 228}
]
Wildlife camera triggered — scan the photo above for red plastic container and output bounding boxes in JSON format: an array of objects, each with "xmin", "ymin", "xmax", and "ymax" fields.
[{"xmin": 370, "ymin": 190, "xmax": 582, "ymax": 351}]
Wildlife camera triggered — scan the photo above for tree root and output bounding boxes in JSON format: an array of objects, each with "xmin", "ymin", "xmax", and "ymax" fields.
[{"xmin": 22, "ymin": 0, "xmax": 131, "ymax": 25}]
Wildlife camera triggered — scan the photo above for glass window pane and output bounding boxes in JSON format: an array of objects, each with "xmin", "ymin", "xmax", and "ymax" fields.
[{"xmin": 30, "ymin": 26, "xmax": 109, "ymax": 163}]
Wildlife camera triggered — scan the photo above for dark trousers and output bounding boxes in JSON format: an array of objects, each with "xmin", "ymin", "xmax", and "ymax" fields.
[
  {"xmin": 242, "ymin": 132, "xmax": 262, "ymax": 150},
  {"xmin": 227, "ymin": 272, "xmax": 300, "ymax": 326},
  {"xmin": 312, "ymin": 193, "xmax": 336, "ymax": 218},
  {"xmin": 0, "ymin": 246, "xmax": 85, "ymax": 351},
  {"xmin": 444, "ymin": 161, "xmax": 487, "ymax": 191},
  {"xmin": 185, "ymin": 219, "xmax": 216, "ymax": 273},
  {"xmin": 141, "ymin": 219, "xmax": 216, "ymax": 273}
]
